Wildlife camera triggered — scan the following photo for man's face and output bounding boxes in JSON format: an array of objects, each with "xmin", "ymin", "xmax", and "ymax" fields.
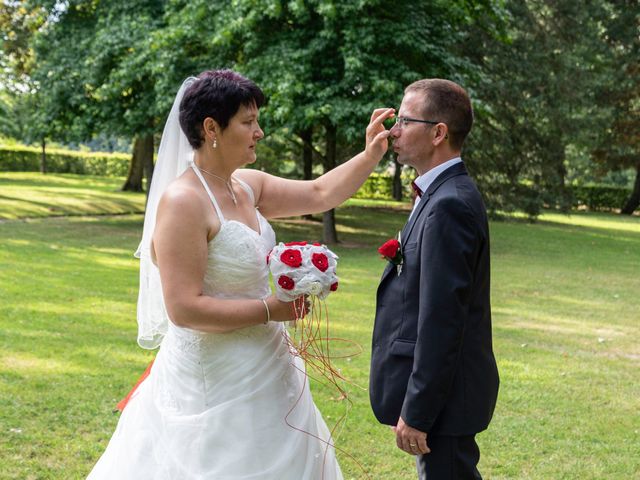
[{"xmin": 390, "ymin": 91, "xmax": 435, "ymax": 171}]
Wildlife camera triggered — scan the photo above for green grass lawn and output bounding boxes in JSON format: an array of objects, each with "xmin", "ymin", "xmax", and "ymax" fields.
[
  {"xmin": 0, "ymin": 172, "xmax": 146, "ymax": 219},
  {"xmin": 1, "ymin": 174, "xmax": 639, "ymax": 479}
]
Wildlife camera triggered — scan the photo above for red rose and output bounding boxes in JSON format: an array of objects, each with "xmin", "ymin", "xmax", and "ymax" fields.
[
  {"xmin": 330, "ymin": 282, "xmax": 339, "ymax": 291},
  {"xmin": 313, "ymin": 242, "xmax": 321, "ymax": 246},
  {"xmin": 280, "ymin": 249, "xmax": 302, "ymax": 267},
  {"xmin": 311, "ymin": 252, "xmax": 329, "ymax": 272},
  {"xmin": 285, "ymin": 241, "xmax": 308, "ymax": 246},
  {"xmin": 378, "ymin": 239, "xmax": 400, "ymax": 259},
  {"xmin": 278, "ymin": 275, "xmax": 295, "ymax": 290}
]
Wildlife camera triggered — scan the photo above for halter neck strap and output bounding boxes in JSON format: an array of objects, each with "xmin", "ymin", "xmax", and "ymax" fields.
[
  {"xmin": 234, "ymin": 177, "xmax": 256, "ymax": 206},
  {"xmin": 190, "ymin": 163, "xmax": 225, "ymax": 223}
]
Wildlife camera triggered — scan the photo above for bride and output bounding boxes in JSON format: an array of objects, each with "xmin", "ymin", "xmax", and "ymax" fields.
[{"xmin": 87, "ymin": 69, "xmax": 393, "ymax": 479}]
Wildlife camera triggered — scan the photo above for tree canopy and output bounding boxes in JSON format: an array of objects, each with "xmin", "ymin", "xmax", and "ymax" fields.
[{"xmin": 2, "ymin": 0, "xmax": 638, "ymax": 217}]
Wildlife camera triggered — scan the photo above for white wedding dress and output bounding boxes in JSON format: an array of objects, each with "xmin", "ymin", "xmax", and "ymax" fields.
[{"xmin": 88, "ymin": 167, "xmax": 343, "ymax": 480}]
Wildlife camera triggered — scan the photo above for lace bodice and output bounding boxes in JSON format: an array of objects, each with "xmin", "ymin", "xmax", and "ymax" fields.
[
  {"xmin": 203, "ymin": 218, "xmax": 275, "ymax": 299},
  {"xmin": 189, "ymin": 161, "xmax": 276, "ymax": 300},
  {"xmin": 163, "ymin": 164, "xmax": 277, "ymax": 355}
]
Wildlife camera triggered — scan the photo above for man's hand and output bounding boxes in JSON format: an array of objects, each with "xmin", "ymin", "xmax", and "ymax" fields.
[{"xmin": 394, "ymin": 417, "xmax": 430, "ymax": 455}]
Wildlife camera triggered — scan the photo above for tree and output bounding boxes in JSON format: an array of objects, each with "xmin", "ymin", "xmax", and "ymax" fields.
[
  {"xmin": 461, "ymin": 0, "xmax": 612, "ymax": 217},
  {"xmin": 592, "ymin": 0, "xmax": 640, "ymax": 214},
  {"xmin": 392, "ymin": 158, "xmax": 404, "ymax": 201},
  {"xmin": 0, "ymin": 1, "xmax": 50, "ymax": 171},
  {"xmin": 23, "ymin": 0, "xmax": 506, "ymax": 226},
  {"xmin": 30, "ymin": 0, "xmax": 167, "ymax": 191},
  {"xmin": 0, "ymin": 1, "xmax": 44, "ymax": 82},
  {"xmin": 157, "ymin": 0, "xmax": 503, "ymax": 242}
]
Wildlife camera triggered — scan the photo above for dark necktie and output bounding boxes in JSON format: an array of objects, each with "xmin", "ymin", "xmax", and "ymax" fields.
[{"xmin": 411, "ymin": 180, "xmax": 423, "ymax": 200}]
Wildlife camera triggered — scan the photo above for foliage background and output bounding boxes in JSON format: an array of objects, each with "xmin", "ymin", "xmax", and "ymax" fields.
[
  {"xmin": 2, "ymin": 0, "xmax": 637, "ymax": 215},
  {"xmin": 1, "ymin": 1, "xmax": 639, "ymax": 477}
]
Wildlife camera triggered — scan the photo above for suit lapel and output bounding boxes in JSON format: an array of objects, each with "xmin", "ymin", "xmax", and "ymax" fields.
[
  {"xmin": 400, "ymin": 193, "xmax": 429, "ymax": 246},
  {"xmin": 401, "ymin": 162, "xmax": 468, "ymax": 246},
  {"xmin": 378, "ymin": 162, "xmax": 468, "ymax": 286}
]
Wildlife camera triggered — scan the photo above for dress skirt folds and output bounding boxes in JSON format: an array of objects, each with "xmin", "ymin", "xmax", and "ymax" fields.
[{"xmin": 88, "ymin": 215, "xmax": 342, "ymax": 479}]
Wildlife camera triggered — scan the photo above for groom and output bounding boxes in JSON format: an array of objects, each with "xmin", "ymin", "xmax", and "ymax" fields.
[{"xmin": 370, "ymin": 79, "xmax": 499, "ymax": 479}]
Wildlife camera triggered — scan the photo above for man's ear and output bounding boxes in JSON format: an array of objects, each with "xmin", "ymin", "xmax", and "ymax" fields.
[{"xmin": 433, "ymin": 123, "xmax": 448, "ymax": 146}]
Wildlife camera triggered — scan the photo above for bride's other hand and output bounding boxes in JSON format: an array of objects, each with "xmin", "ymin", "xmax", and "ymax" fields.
[
  {"xmin": 365, "ymin": 107, "xmax": 395, "ymax": 160},
  {"xmin": 266, "ymin": 295, "xmax": 310, "ymax": 322}
]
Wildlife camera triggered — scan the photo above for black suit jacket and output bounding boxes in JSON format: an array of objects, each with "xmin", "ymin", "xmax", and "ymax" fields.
[{"xmin": 370, "ymin": 161, "xmax": 499, "ymax": 436}]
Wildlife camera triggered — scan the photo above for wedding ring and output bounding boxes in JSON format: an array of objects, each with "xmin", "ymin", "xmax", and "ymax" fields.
[{"xmin": 409, "ymin": 443, "xmax": 417, "ymax": 447}]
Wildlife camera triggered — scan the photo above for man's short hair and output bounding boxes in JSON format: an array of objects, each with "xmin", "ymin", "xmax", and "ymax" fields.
[{"xmin": 405, "ymin": 79, "xmax": 473, "ymax": 150}]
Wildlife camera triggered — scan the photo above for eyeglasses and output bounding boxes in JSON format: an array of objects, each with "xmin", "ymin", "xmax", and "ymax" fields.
[{"xmin": 394, "ymin": 116, "xmax": 440, "ymax": 129}]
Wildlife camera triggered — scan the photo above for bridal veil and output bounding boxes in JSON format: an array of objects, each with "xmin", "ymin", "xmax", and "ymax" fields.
[{"xmin": 134, "ymin": 77, "xmax": 196, "ymax": 349}]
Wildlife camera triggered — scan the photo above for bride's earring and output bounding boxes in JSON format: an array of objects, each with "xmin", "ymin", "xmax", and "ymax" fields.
[{"xmin": 212, "ymin": 138, "xmax": 217, "ymax": 149}]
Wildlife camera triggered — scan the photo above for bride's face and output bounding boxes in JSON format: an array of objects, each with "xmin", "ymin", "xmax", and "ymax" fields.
[{"xmin": 218, "ymin": 102, "xmax": 264, "ymax": 166}]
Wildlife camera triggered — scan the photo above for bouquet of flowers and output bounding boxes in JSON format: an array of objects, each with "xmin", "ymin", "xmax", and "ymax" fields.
[
  {"xmin": 268, "ymin": 241, "xmax": 354, "ymax": 390},
  {"xmin": 268, "ymin": 241, "xmax": 364, "ymax": 470},
  {"xmin": 268, "ymin": 241, "xmax": 339, "ymax": 301}
]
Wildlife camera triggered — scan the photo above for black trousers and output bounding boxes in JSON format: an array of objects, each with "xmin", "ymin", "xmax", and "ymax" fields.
[{"xmin": 416, "ymin": 435, "xmax": 481, "ymax": 480}]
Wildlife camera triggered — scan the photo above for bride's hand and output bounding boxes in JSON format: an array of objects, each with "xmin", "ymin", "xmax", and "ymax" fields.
[
  {"xmin": 365, "ymin": 107, "xmax": 395, "ymax": 161},
  {"xmin": 265, "ymin": 295, "xmax": 310, "ymax": 322}
]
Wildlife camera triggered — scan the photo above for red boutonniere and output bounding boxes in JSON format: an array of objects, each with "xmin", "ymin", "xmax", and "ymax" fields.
[{"xmin": 378, "ymin": 232, "xmax": 403, "ymax": 275}]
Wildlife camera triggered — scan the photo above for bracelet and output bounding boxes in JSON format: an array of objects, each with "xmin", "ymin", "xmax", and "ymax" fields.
[{"xmin": 261, "ymin": 299, "xmax": 270, "ymax": 324}]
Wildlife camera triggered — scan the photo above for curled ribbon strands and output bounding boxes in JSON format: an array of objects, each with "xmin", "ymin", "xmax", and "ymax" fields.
[
  {"xmin": 268, "ymin": 241, "xmax": 370, "ymax": 478},
  {"xmin": 282, "ymin": 297, "xmax": 370, "ymax": 479}
]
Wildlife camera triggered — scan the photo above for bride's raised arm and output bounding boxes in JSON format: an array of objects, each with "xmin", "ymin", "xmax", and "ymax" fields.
[{"xmin": 237, "ymin": 108, "xmax": 395, "ymax": 219}]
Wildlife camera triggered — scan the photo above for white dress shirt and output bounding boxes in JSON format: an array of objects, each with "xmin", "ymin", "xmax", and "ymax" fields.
[{"xmin": 409, "ymin": 157, "xmax": 462, "ymax": 220}]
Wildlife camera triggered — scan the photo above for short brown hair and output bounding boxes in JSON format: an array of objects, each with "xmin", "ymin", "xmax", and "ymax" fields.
[
  {"xmin": 179, "ymin": 69, "xmax": 265, "ymax": 149},
  {"xmin": 405, "ymin": 79, "xmax": 473, "ymax": 150}
]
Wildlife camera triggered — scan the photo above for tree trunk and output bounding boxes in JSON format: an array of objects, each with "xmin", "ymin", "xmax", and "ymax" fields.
[
  {"xmin": 300, "ymin": 128, "xmax": 313, "ymax": 181},
  {"xmin": 392, "ymin": 158, "xmax": 403, "ymax": 201},
  {"xmin": 322, "ymin": 124, "xmax": 338, "ymax": 244},
  {"xmin": 323, "ymin": 209, "xmax": 337, "ymax": 244},
  {"xmin": 142, "ymin": 135, "xmax": 155, "ymax": 196},
  {"xmin": 299, "ymin": 128, "xmax": 314, "ymax": 221},
  {"xmin": 621, "ymin": 160, "xmax": 640, "ymax": 215},
  {"xmin": 40, "ymin": 137, "xmax": 47, "ymax": 174},
  {"xmin": 555, "ymin": 147, "xmax": 570, "ymax": 211},
  {"xmin": 122, "ymin": 135, "xmax": 153, "ymax": 192}
]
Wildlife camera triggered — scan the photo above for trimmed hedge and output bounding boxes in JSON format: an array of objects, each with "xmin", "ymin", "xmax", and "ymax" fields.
[
  {"xmin": 1, "ymin": 145, "xmax": 631, "ymax": 211},
  {"xmin": 355, "ymin": 173, "xmax": 632, "ymax": 212},
  {"xmin": 0, "ymin": 145, "xmax": 130, "ymax": 177},
  {"xmin": 354, "ymin": 172, "xmax": 413, "ymax": 200},
  {"xmin": 569, "ymin": 184, "xmax": 632, "ymax": 211},
  {"xmin": 354, "ymin": 172, "xmax": 393, "ymax": 199}
]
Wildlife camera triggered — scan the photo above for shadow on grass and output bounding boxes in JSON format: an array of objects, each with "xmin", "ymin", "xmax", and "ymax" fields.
[
  {"xmin": 0, "ymin": 172, "xmax": 128, "ymax": 190},
  {"xmin": 496, "ymin": 209, "xmax": 640, "ymax": 236}
]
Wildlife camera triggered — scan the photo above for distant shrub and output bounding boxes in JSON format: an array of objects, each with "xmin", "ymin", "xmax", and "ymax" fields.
[
  {"xmin": 354, "ymin": 172, "xmax": 414, "ymax": 200},
  {"xmin": 0, "ymin": 145, "xmax": 130, "ymax": 177},
  {"xmin": 569, "ymin": 184, "xmax": 632, "ymax": 211},
  {"xmin": 355, "ymin": 176, "xmax": 632, "ymax": 214},
  {"xmin": 354, "ymin": 173, "xmax": 393, "ymax": 199}
]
